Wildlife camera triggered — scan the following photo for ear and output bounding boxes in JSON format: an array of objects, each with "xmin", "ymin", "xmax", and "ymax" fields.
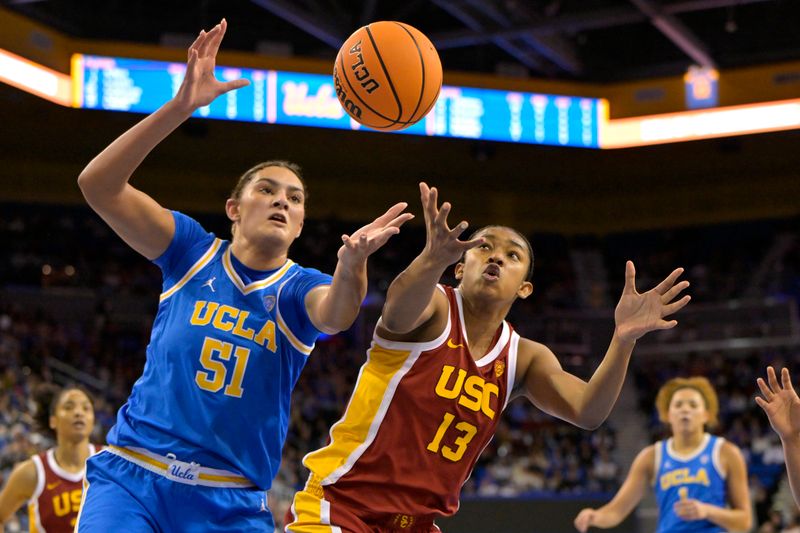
[
  {"xmin": 517, "ymin": 281, "xmax": 533, "ymax": 299},
  {"xmin": 454, "ymin": 262, "xmax": 464, "ymax": 280},
  {"xmin": 225, "ymin": 198, "xmax": 240, "ymax": 223},
  {"xmin": 49, "ymin": 415, "xmax": 57, "ymax": 431}
]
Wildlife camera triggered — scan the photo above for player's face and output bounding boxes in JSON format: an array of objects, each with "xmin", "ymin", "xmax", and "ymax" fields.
[
  {"xmin": 229, "ymin": 166, "xmax": 306, "ymax": 249},
  {"xmin": 50, "ymin": 389, "xmax": 95, "ymax": 441},
  {"xmin": 667, "ymin": 388, "xmax": 709, "ymax": 433},
  {"xmin": 455, "ymin": 227, "xmax": 532, "ymax": 302}
]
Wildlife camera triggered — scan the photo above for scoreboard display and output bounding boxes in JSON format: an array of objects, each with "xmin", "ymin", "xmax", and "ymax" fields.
[{"xmin": 73, "ymin": 54, "xmax": 602, "ymax": 149}]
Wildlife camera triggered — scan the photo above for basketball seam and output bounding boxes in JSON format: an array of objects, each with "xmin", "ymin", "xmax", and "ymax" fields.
[
  {"xmin": 338, "ymin": 50, "xmax": 396, "ymax": 128},
  {"xmin": 393, "ymin": 22, "xmax": 426, "ymax": 124},
  {"xmin": 365, "ymin": 24, "xmax": 404, "ymax": 122}
]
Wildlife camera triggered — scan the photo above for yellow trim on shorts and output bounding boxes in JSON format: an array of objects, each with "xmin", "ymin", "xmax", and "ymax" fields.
[{"xmin": 108, "ymin": 446, "xmax": 251, "ymax": 485}]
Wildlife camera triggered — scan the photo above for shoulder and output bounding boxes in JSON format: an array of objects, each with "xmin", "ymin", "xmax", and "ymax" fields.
[
  {"xmin": 719, "ymin": 439, "xmax": 746, "ymax": 468},
  {"xmin": 5, "ymin": 458, "xmax": 38, "ymax": 495},
  {"xmin": 632, "ymin": 445, "xmax": 657, "ymax": 478},
  {"xmin": 515, "ymin": 337, "xmax": 558, "ymax": 373}
]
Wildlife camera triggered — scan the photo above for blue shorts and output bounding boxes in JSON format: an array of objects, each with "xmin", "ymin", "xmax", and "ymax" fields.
[{"xmin": 76, "ymin": 449, "xmax": 275, "ymax": 532}]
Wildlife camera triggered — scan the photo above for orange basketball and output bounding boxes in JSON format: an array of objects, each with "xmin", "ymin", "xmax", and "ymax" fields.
[{"xmin": 334, "ymin": 21, "xmax": 442, "ymax": 131}]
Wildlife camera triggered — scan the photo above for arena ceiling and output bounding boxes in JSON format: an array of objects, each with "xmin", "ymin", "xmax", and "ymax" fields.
[{"xmin": 4, "ymin": 0, "xmax": 800, "ymax": 82}]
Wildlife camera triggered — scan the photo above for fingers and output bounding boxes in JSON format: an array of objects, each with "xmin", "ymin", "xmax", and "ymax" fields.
[
  {"xmin": 757, "ymin": 372, "xmax": 775, "ymax": 401},
  {"xmin": 754, "ymin": 395, "xmax": 768, "ymax": 411},
  {"xmin": 653, "ymin": 267, "xmax": 685, "ymax": 296},
  {"xmin": 622, "ymin": 260, "xmax": 636, "ymax": 295},
  {"xmin": 188, "ymin": 30, "xmax": 206, "ymax": 61},
  {"xmin": 419, "ymin": 181, "xmax": 430, "ymax": 208},
  {"xmin": 385, "ymin": 212, "xmax": 415, "ymax": 230},
  {"xmin": 206, "ymin": 18, "xmax": 228, "ymax": 58},
  {"xmin": 198, "ymin": 22, "xmax": 223, "ymax": 58},
  {"xmin": 768, "ymin": 365, "xmax": 781, "ymax": 392},
  {"xmin": 221, "ymin": 78, "xmax": 251, "ymax": 94},
  {"xmin": 656, "ymin": 319, "xmax": 678, "ymax": 330},
  {"xmin": 370, "ymin": 202, "xmax": 410, "ymax": 228},
  {"xmin": 661, "ymin": 280, "xmax": 690, "ymax": 303},
  {"xmin": 662, "ymin": 295, "xmax": 691, "ymax": 316},
  {"xmin": 782, "ymin": 367, "xmax": 794, "ymax": 391},
  {"xmin": 460, "ymin": 232, "xmax": 485, "ymax": 250},
  {"xmin": 434, "ymin": 202, "xmax": 452, "ymax": 228}
]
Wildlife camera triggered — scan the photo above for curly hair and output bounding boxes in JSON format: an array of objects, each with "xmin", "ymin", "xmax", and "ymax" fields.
[{"xmin": 655, "ymin": 376, "xmax": 719, "ymax": 429}]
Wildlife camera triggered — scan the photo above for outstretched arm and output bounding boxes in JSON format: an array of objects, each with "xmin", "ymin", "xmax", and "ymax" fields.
[
  {"xmin": 305, "ymin": 203, "xmax": 413, "ymax": 334},
  {"xmin": 77, "ymin": 19, "xmax": 248, "ymax": 259},
  {"xmin": 378, "ymin": 182, "xmax": 483, "ymax": 338},
  {"xmin": 518, "ymin": 262, "xmax": 690, "ymax": 429},
  {"xmin": 0, "ymin": 459, "xmax": 36, "ymax": 524},
  {"xmin": 574, "ymin": 447, "xmax": 653, "ymax": 532},
  {"xmin": 756, "ymin": 366, "xmax": 800, "ymax": 508}
]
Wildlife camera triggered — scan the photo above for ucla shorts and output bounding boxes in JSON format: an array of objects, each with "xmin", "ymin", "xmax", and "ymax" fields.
[{"xmin": 76, "ymin": 447, "xmax": 275, "ymax": 532}]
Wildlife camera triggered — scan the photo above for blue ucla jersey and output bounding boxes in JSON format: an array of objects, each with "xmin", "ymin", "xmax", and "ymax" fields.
[
  {"xmin": 107, "ymin": 211, "xmax": 332, "ymax": 490},
  {"xmin": 654, "ymin": 434, "xmax": 727, "ymax": 533}
]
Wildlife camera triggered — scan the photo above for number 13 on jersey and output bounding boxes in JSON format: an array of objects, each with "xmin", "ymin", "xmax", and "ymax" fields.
[{"xmin": 426, "ymin": 412, "xmax": 477, "ymax": 462}]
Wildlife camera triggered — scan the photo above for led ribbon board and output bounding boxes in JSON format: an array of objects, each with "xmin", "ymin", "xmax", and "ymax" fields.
[{"xmin": 71, "ymin": 54, "xmax": 602, "ymax": 148}]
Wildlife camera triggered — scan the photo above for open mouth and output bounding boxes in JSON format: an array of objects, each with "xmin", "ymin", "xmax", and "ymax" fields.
[
  {"xmin": 73, "ymin": 421, "xmax": 86, "ymax": 429},
  {"xmin": 483, "ymin": 263, "xmax": 501, "ymax": 281},
  {"xmin": 269, "ymin": 213, "xmax": 287, "ymax": 224}
]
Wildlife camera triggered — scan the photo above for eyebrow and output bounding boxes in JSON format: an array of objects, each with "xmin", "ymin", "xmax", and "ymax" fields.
[
  {"xmin": 482, "ymin": 233, "xmax": 525, "ymax": 252},
  {"xmin": 253, "ymin": 177, "xmax": 304, "ymax": 194}
]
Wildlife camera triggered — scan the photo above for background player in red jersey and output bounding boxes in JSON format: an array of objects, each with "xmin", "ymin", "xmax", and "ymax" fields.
[
  {"xmin": 287, "ymin": 182, "xmax": 691, "ymax": 532},
  {"xmin": 0, "ymin": 385, "xmax": 96, "ymax": 532}
]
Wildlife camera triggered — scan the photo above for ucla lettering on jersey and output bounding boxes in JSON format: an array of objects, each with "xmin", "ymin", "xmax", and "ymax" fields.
[
  {"xmin": 106, "ymin": 211, "xmax": 331, "ymax": 490},
  {"xmin": 654, "ymin": 433, "xmax": 727, "ymax": 533}
]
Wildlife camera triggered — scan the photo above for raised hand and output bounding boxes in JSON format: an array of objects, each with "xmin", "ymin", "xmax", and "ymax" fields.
[
  {"xmin": 174, "ymin": 19, "xmax": 250, "ymax": 113},
  {"xmin": 756, "ymin": 366, "xmax": 800, "ymax": 440},
  {"xmin": 614, "ymin": 262, "xmax": 690, "ymax": 343},
  {"xmin": 418, "ymin": 182, "xmax": 483, "ymax": 266},
  {"xmin": 337, "ymin": 202, "xmax": 414, "ymax": 266}
]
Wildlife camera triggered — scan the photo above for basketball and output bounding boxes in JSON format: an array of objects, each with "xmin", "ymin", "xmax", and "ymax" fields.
[{"xmin": 333, "ymin": 21, "xmax": 442, "ymax": 131}]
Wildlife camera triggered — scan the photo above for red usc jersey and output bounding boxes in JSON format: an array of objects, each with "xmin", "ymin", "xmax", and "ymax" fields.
[
  {"xmin": 28, "ymin": 445, "xmax": 96, "ymax": 533},
  {"xmin": 303, "ymin": 285, "xmax": 518, "ymax": 522}
]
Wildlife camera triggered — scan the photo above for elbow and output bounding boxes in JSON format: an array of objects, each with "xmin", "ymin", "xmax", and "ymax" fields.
[
  {"xmin": 574, "ymin": 413, "xmax": 606, "ymax": 431},
  {"xmin": 738, "ymin": 513, "xmax": 753, "ymax": 532},
  {"xmin": 379, "ymin": 315, "xmax": 407, "ymax": 335},
  {"xmin": 77, "ymin": 169, "xmax": 95, "ymax": 200}
]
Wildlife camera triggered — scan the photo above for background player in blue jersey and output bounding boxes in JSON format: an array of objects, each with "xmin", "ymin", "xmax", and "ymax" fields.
[
  {"xmin": 756, "ymin": 366, "xmax": 800, "ymax": 510},
  {"xmin": 574, "ymin": 376, "xmax": 751, "ymax": 533},
  {"xmin": 73, "ymin": 19, "xmax": 412, "ymax": 533}
]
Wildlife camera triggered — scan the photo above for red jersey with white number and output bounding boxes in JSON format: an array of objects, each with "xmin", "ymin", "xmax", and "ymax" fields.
[
  {"xmin": 28, "ymin": 445, "xmax": 96, "ymax": 533},
  {"xmin": 303, "ymin": 285, "xmax": 518, "ymax": 520}
]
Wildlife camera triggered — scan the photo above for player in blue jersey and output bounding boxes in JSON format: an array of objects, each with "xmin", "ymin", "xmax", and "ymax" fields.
[
  {"xmin": 73, "ymin": 19, "xmax": 412, "ymax": 533},
  {"xmin": 574, "ymin": 376, "xmax": 751, "ymax": 533}
]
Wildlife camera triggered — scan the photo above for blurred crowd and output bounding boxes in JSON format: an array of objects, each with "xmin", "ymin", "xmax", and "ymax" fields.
[{"xmin": 1, "ymin": 202, "xmax": 799, "ymax": 531}]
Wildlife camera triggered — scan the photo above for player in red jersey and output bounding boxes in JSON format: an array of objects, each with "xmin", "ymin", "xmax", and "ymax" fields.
[
  {"xmin": 0, "ymin": 386, "xmax": 96, "ymax": 532},
  {"xmin": 287, "ymin": 183, "xmax": 691, "ymax": 532}
]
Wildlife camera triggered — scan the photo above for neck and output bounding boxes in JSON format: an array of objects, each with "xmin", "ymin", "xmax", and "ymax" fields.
[
  {"xmin": 671, "ymin": 429, "xmax": 706, "ymax": 452},
  {"xmin": 459, "ymin": 288, "xmax": 510, "ymax": 345},
  {"xmin": 230, "ymin": 238, "xmax": 289, "ymax": 271},
  {"xmin": 54, "ymin": 439, "xmax": 91, "ymax": 471}
]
